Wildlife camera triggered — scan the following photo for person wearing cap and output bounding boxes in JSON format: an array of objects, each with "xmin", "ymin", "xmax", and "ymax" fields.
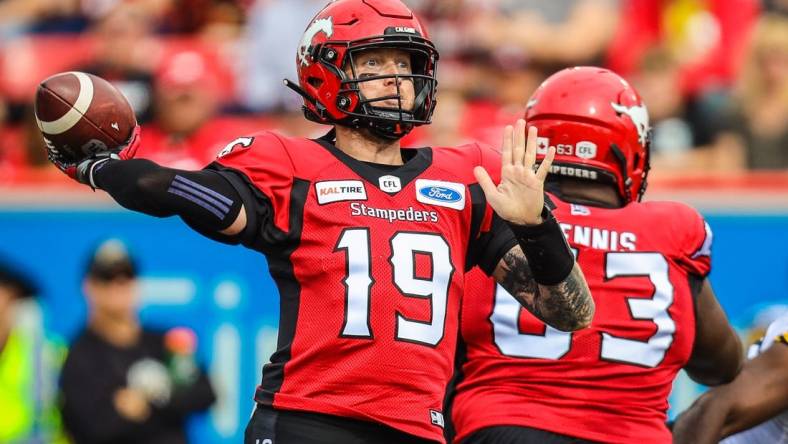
[
  {"xmin": 134, "ymin": 49, "xmax": 250, "ymax": 170},
  {"xmin": 59, "ymin": 239, "xmax": 216, "ymax": 444},
  {"xmin": 0, "ymin": 258, "xmax": 69, "ymax": 443}
]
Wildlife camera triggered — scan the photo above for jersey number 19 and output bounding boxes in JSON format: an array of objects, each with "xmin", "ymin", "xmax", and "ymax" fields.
[{"xmin": 336, "ymin": 229, "xmax": 454, "ymax": 347}]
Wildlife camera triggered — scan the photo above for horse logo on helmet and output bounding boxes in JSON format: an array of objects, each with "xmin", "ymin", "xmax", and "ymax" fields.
[
  {"xmin": 298, "ymin": 17, "xmax": 334, "ymax": 66},
  {"xmin": 611, "ymin": 102, "xmax": 650, "ymax": 147}
]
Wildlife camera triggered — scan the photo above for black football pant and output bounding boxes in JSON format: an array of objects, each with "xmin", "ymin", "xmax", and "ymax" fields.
[
  {"xmin": 245, "ymin": 404, "xmax": 441, "ymax": 444},
  {"xmin": 460, "ymin": 426, "xmax": 601, "ymax": 444}
]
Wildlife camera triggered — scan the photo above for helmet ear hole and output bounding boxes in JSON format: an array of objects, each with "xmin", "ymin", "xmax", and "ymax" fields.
[{"xmin": 307, "ymin": 77, "xmax": 323, "ymax": 88}]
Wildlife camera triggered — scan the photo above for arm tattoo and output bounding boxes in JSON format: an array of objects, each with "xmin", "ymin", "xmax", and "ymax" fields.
[{"xmin": 493, "ymin": 246, "xmax": 594, "ymax": 331}]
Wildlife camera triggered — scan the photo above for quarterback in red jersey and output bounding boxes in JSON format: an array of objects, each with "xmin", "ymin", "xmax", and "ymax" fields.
[
  {"xmin": 451, "ymin": 67, "xmax": 743, "ymax": 444},
  {"xmin": 41, "ymin": 1, "xmax": 594, "ymax": 443}
]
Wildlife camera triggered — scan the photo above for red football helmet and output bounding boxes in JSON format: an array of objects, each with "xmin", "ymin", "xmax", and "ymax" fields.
[
  {"xmin": 525, "ymin": 67, "xmax": 651, "ymax": 203},
  {"xmin": 286, "ymin": 0, "xmax": 439, "ymax": 140}
]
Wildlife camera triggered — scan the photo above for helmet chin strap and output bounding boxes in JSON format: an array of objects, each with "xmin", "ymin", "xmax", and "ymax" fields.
[
  {"xmin": 609, "ymin": 143, "xmax": 632, "ymax": 203},
  {"xmin": 286, "ymin": 76, "xmax": 423, "ymax": 141},
  {"xmin": 368, "ymin": 119, "xmax": 412, "ymax": 141},
  {"xmin": 354, "ymin": 89, "xmax": 415, "ymax": 140}
]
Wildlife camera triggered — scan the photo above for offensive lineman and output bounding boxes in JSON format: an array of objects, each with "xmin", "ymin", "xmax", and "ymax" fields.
[
  {"xmin": 40, "ymin": 1, "xmax": 593, "ymax": 444},
  {"xmin": 450, "ymin": 67, "xmax": 742, "ymax": 444}
]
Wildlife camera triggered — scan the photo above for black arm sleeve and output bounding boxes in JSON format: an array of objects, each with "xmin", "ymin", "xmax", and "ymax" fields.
[
  {"xmin": 506, "ymin": 205, "xmax": 575, "ymax": 285},
  {"xmin": 468, "ymin": 192, "xmax": 566, "ymax": 278},
  {"xmin": 471, "ymin": 214, "xmax": 518, "ymax": 276},
  {"xmin": 464, "ymin": 183, "xmax": 518, "ymax": 275},
  {"xmin": 91, "ymin": 159, "xmax": 249, "ymax": 243}
]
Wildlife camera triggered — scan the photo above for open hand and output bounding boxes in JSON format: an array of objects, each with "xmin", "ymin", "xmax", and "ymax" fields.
[
  {"xmin": 474, "ymin": 119, "xmax": 556, "ymax": 225},
  {"xmin": 113, "ymin": 387, "xmax": 151, "ymax": 422}
]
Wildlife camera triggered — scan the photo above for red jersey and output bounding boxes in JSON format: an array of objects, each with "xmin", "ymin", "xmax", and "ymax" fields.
[
  {"xmin": 453, "ymin": 194, "xmax": 713, "ymax": 444},
  {"xmin": 212, "ymin": 131, "xmax": 515, "ymax": 442}
]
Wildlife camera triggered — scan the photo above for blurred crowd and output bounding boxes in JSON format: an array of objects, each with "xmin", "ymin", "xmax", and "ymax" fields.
[
  {"xmin": 0, "ymin": 0, "xmax": 787, "ymax": 185},
  {"xmin": 0, "ymin": 240, "xmax": 215, "ymax": 443}
]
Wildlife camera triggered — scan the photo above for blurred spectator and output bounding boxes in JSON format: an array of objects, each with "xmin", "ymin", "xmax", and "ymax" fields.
[
  {"xmin": 629, "ymin": 46, "xmax": 744, "ymax": 172},
  {"xmin": 404, "ymin": 0, "xmax": 619, "ymax": 148},
  {"xmin": 138, "ymin": 49, "xmax": 260, "ymax": 168},
  {"xmin": 198, "ymin": 1, "xmax": 246, "ymax": 44},
  {"xmin": 466, "ymin": 0, "xmax": 620, "ymax": 69},
  {"xmin": 79, "ymin": 2, "xmax": 159, "ymax": 123},
  {"xmin": 236, "ymin": 0, "xmax": 324, "ymax": 112},
  {"xmin": 160, "ymin": 0, "xmax": 246, "ymax": 41},
  {"xmin": 0, "ymin": 97, "xmax": 26, "ymax": 182},
  {"xmin": 608, "ymin": 0, "xmax": 762, "ymax": 173},
  {"xmin": 0, "ymin": 257, "xmax": 68, "ymax": 443},
  {"xmin": 405, "ymin": 0, "xmax": 474, "ymax": 61},
  {"xmin": 632, "ymin": 47, "xmax": 694, "ymax": 155},
  {"xmin": 0, "ymin": 0, "xmax": 81, "ymax": 40},
  {"xmin": 59, "ymin": 239, "xmax": 216, "ymax": 444},
  {"xmin": 79, "ymin": 0, "xmax": 172, "ymax": 26},
  {"xmin": 724, "ymin": 13, "xmax": 788, "ymax": 170},
  {"xmin": 764, "ymin": 0, "xmax": 788, "ymax": 14},
  {"xmin": 466, "ymin": 54, "xmax": 545, "ymax": 146},
  {"xmin": 606, "ymin": 0, "xmax": 760, "ymax": 98}
]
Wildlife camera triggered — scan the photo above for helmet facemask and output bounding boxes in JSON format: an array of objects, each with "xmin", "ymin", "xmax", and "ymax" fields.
[
  {"xmin": 289, "ymin": 30, "xmax": 439, "ymax": 141},
  {"xmin": 338, "ymin": 35, "xmax": 438, "ymax": 139}
]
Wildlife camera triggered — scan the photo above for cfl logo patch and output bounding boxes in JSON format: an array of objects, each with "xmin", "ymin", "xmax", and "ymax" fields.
[
  {"xmin": 429, "ymin": 410, "xmax": 445, "ymax": 428},
  {"xmin": 379, "ymin": 175, "xmax": 402, "ymax": 193},
  {"xmin": 576, "ymin": 141, "xmax": 597, "ymax": 159}
]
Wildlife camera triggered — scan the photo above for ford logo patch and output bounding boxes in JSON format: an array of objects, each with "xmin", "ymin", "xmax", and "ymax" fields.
[{"xmin": 419, "ymin": 186, "xmax": 461, "ymax": 203}]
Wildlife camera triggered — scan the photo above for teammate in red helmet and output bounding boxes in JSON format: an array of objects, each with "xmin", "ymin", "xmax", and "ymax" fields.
[
  {"xmin": 41, "ymin": 2, "xmax": 593, "ymax": 443},
  {"xmin": 451, "ymin": 67, "xmax": 743, "ymax": 444}
]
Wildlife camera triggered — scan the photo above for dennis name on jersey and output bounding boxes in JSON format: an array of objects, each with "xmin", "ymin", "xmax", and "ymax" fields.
[
  {"xmin": 559, "ymin": 223, "xmax": 637, "ymax": 251},
  {"xmin": 350, "ymin": 202, "xmax": 439, "ymax": 223}
]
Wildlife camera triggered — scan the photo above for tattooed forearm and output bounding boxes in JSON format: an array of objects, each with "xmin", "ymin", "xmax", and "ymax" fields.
[{"xmin": 493, "ymin": 246, "xmax": 594, "ymax": 331}]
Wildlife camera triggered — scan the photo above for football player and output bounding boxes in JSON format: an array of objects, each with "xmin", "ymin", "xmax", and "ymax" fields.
[
  {"xmin": 450, "ymin": 67, "xmax": 743, "ymax": 444},
  {"xmin": 672, "ymin": 312, "xmax": 788, "ymax": 444},
  {"xmin": 43, "ymin": 1, "xmax": 594, "ymax": 444}
]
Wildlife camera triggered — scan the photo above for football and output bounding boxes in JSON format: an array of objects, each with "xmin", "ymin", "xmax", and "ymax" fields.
[{"xmin": 34, "ymin": 71, "xmax": 136, "ymax": 164}]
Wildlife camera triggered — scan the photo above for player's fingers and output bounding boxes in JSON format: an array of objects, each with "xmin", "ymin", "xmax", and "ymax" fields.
[
  {"xmin": 535, "ymin": 145, "xmax": 556, "ymax": 182},
  {"xmin": 474, "ymin": 166, "xmax": 498, "ymax": 196},
  {"xmin": 501, "ymin": 125, "xmax": 513, "ymax": 166},
  {"xmin": 524, "ymin": 125, "xmax": 538, "ymax": 169},
  {"xmin": 512, "ymin": 119, "xmax": 526, "ymax": 166}
]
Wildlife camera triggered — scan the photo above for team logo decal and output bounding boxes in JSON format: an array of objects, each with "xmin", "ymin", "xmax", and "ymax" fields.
[
  {"xmin": 315, "ymin": 180, "xmax": 366, "ymax": 205},
  {"xmin": 429, "ymin": 410, "xmax": 445, "ymax": 428},
  {"xmin": 217, "ymin": 137, "xmax": 254, "ymax": 158},
  {"xmin": 536, "ymin": 137, "xmax": 550, "ymax": 155},
  {"xmin": 298, "ymin": 16, "xmax": 333, "ymax": 66},
  {"xmin": 576, "ymin": 141, "xmax": 597, "ymax": 159},
  {"xmin": 570, "ymin": 204, "xmax": 591, "ymax": 216},
  {"xmin": 611, "ymin": 102, "xmax": 650, "ymax": 147},
  {"xmin": 415, "ymin": 179, "xmax": 465, "ymax": 210},
  {"xmin": 379, "ymin": 175, "xmax": 401, "ymax": 193}
]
